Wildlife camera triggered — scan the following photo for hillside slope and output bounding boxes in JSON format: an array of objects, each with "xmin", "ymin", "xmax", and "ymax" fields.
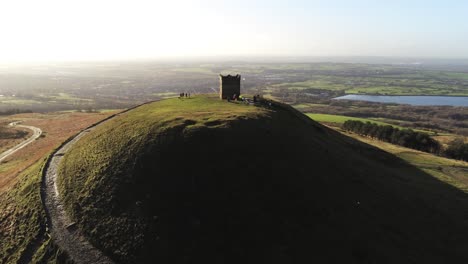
[{"xmin": 59, "ymin": 95, "xmax": 468, "ymax": 263}]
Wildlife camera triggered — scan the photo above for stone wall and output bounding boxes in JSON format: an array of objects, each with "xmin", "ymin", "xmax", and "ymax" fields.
[{"xmin": 219, "ymin": 74, "xmax": 241, "ymax": 99}]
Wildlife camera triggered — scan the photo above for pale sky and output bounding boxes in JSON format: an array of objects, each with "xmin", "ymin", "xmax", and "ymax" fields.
[{"xmin": 0, "ymin": 0, "xmax": 467, "ymax": 62}]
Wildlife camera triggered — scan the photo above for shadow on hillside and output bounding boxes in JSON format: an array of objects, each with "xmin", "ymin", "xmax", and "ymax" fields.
[
  {"xmin": 66, "ymin": 101, "xmax": 468, "ymax": 264},
  {"xmin": 314, "ymin": 122, "xmax": 468, "ymax": 264}
]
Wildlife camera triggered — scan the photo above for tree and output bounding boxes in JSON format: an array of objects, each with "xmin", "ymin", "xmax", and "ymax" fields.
[
  {"xmin": 444, "ymin": 138, "xmax": 468, "ymax": 161},
  {"xmin": 342, "ymin": 120, "xmax": 441, "ymax": 156}
]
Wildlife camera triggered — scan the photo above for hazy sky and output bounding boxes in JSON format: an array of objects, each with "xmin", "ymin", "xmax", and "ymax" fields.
[{"xmin": 1, "ymin": 0, "xmax": 467, "ymax": 62}]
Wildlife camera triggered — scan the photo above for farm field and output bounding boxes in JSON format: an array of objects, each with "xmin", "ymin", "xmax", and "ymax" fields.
[
  {"xmin": 306, "ymin": 113, "xmax": 391, "ymax": 126},
  {"xmin": 271, "ymin": 71, "xmax": 468, "ymax": 96},
  {"xmin": 2, "ymin": 62, "xmax": 468, "ymax": 114},
  {"xmin": 1, "ymin": 62, "xmax": 467, "ymax": 139},
  {"xmin": 305, "ymin": 113, "xmax": 443, "ymax": 135}
]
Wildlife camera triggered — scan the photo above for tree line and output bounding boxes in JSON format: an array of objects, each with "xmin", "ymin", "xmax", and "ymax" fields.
[
  {"xmin": 343, "ymin": 120, "xmax": 441, "ymax": 153},
  {"xmin": 0, "ymin": 109, "xmax": 33, "ymax": 116},
  {"xmin": 444, "ymin": 138, "xmax": 468, "ymax": 162},
  {"xmin": 343, "ymin": 120, "xmax": 468, "ymax": 162},
  {"xmin": 301, "ymin": 99, "xmax": 468, "ymax": 136}
]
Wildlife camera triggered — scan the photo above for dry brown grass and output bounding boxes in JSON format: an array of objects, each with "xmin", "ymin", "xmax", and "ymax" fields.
[
  {"xmin": 0, "ymin": 121, "xmax": 32, "ymax": 153},
  {"xmin": 433, "ymin": 134, "xmax": 468, "ymax": 147},
  {"xmin": 0, "ymin": 111, "xmax": 118, "ymax": 192}
]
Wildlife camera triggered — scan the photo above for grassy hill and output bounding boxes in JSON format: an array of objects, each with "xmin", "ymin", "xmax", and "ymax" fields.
[
  {"xmin": 0, "ymin": 158, "xmax": 68, "ymax": 263},
  {"xmin": 0, "ymin": 160, "xmax": 46, "ymax": 263},
  {"xmin": 58, "ymin": 95, "xmax": 468, "ymax": 263},
  {"xmin": 0, "ymin": 111, "xmax": 119, "ymax": 264}
]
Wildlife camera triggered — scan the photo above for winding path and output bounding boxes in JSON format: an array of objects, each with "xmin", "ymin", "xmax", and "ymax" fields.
[
  {"xmin": 41, "ymin": 102, "xmax": 157, "ymax": 263},
  {"xmin": 42, "ymin": 126, "xmax": 114, "ymax": 264},
  {"xmin": 0, "ymin": 122, "xmax": 42, "ymax": 163}
]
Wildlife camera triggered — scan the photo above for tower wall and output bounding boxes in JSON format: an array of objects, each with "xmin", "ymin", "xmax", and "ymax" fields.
[{"xmin": 219, "ymin": 74, "xmax": 241, "ymax": 99}]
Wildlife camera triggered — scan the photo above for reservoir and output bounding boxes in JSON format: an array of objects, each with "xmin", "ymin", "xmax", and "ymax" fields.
[{"xmin": 334, "ymin": 95, "xmax": 468, "ymax": 107}]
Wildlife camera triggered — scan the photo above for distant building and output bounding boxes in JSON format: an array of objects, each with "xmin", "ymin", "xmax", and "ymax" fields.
[{"xmin": 219, "ymin": 74, "xmax": 241, "ymax": 99}]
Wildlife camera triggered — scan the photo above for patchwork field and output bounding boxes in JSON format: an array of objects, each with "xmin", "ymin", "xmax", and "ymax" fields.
[{"xmin": 271, "ymin": 71, "xmax": 468, "ymax": 96}]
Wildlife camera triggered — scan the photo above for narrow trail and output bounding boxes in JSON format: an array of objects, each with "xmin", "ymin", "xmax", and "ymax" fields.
[
  {"xmin": 42, "ymin": 127, "xmax": 114, "ymax": 264},
  {"xmin": 0, "ymin": 122, "xmax": 42, "ymax": 163},
  {"xmin": 41, "ymin": 101, "xmax": 157, "ymax": 264}
]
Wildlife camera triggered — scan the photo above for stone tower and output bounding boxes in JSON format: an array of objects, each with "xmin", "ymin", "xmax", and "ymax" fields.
[{"xmin": 219, "ymin": 74, "xmax": 241, "ymax": 99}]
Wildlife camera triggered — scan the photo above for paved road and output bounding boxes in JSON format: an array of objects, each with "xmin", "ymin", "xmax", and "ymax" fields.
[{"xmin": 0, "ymin": 122, "xmax": 42, "ymax": 163}]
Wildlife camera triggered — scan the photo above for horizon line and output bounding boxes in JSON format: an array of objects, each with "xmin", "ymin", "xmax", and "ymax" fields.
[{"xmin": 2, "ymin": 55, "xmax": 468, "ymax": 66}]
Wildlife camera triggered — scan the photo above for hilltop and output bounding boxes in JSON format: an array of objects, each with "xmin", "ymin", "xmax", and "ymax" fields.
[{"xmin": 58, "ymin": 95, "xmax": 468, "ymax": 263}]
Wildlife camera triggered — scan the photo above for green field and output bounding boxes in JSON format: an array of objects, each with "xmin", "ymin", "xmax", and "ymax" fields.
[
  {"xmin": 292, "ymin": 103, "xmax": 327, "ymax": 109},
  {"xmin": 274, "ymin": 78, "xmax": 347, "ymax": 91},
  {"xmin": 0, "ymin": 97, "xmax": 41, "ymax": 105},
  {"xmin": 271, "ymin": 71, "xmax": 468, "ymax": 96},
  {"xmin": 306, "ymin": 113, "xmax": 391, "ymax": 126},
  {"xmin": 343, "ymin": 130, "xmax": 468, "ymax": 190},
  {"xmin": 44, "ymin": 93, "xmax": 93, "ymax": 102},
  {"xmin": 304, "ymin": 113, "xmax": 446, "ymax": 134},
  {"xmin": 444, "ymin": 72, "xmax": 468, "ymax": 80}
]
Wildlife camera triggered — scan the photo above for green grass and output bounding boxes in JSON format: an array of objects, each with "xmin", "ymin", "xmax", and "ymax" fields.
[
  {"xmin": 58, "ymin": 96, "xmax": 273, "ymax": 262},
  {"xmin": 306, "ymin": 113, "xmax": 391, "ymax": 126},
  {"xmin": 0, "ymin": 159, "xmax": 24, "ymax": 174},
  {"xmin": 444, "ymin": 72, "xmax": 468, "ymax": 80},
  {"xmin": 306, "ymin": 113, "xmax": 437, "ymax": 134},
  {"xmin": 0, "ymin": 97, "xmax": 41, "ymax": 105},
  {"xmin": 342, "ymin": 130, "xmax": 468, "ymax": 190},
  {"xmin": 45, "ymin": 93, "xmax": 92, "ymax": 102},
  {"xmin": 57, "ymin": 95, "xmax": 468, "ymax": 263},
  {"xmin": 292, "ymin": 103, "xmax": 327, "ymax": 109},
  {"xmin": 0, "ymin": 159, "xmax": 49, "ymax": 263}
]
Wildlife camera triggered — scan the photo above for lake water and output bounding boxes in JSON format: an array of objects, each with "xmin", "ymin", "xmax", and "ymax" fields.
[{"xmin": 334, "ymin": 95, "xmax": 468, "ymax": 107}]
